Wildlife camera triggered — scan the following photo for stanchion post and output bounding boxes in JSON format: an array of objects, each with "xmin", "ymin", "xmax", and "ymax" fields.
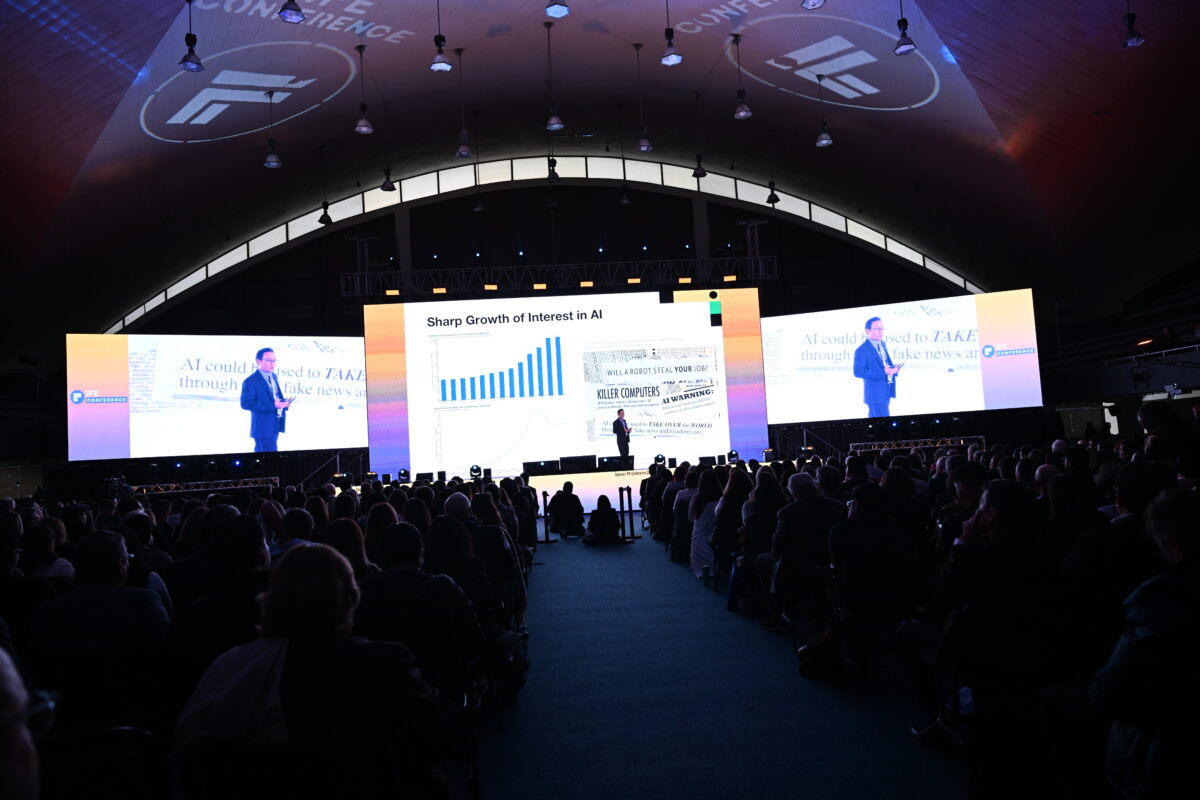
[
  {"xmin": 619, "ymin": 485, "xmax": 641, "ymax": 541},
  {"xmin": 617, "ymin": 486, "xmax": 628, "ymax": 539},
  {"xmin": 541, "ymin": 490, "xmax": 551, "ymax": 544}
]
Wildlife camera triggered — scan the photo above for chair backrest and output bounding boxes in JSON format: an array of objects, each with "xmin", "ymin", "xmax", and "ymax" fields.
[
  {"xmin": 841, "ymin": 541, "xmax": 926, "ymax": 615},
  {"xmin": 37, "ymin": 726, "xmax": 168, "ymax": 800},
  {"xmin": 177, "ymin": 728, "xmax": 437, "ymax": 799},
  {"xmin": 950, "ymin": 586, "xmax": 1069, "ymax": 691},
  {"xmin": 354, "ymin": 607, "xmax": 466, "ymax": 698}
]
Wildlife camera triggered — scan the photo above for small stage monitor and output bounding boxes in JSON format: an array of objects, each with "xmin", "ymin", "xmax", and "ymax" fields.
[
  {"xmin": 697, "ymin": 456, "xmax": 717, "ymax": 466},
  {"xmin": 559, "ymin": 454, "xmax": 597, "ymax": 473},
  {"xmin": 415, "ymin": 472, "xmax": 434, "ymax": 482},
  {"xmin": 523, "ymin": 460, "xmax": 560, "ymax": 476},
  {"xmin": 598, "ymin": 456, "xmax": 633, "ymax": 470}
]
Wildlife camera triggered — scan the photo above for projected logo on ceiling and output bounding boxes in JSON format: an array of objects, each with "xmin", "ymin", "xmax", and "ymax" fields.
[
  {"xmin": 728, "ymin": 15, "xmax": 941, "ymax": 111},
  {"xmin": 140, "ymin": 41, "xmax": 355, "ymax": 143}
]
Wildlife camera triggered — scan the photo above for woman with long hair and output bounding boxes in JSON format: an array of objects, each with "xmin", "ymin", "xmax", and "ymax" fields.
[
  {"xmin": 583, "ymin": 495, "xmax": 621, "ymax": 546},
  {"xmin": 363, "ymin": 502, "xmax": 399, "ymax": 567},
  {"xmin": 404, "ymin": 498, "xmax": 432, "ymax": 540},
  {"xmin": 304, "ymin": 495, "xmax": 330, "ymax": 543},
  {"xmin": 714, "ymin": 468, "xmax": 754, "ymax": 556},
  {"xmin": 324, "ymin": 518, "xmax": 380, "ymax": 583},
  {"xmin": 689, "ymin": 470, "xmax": 724, "ymax": 580}
]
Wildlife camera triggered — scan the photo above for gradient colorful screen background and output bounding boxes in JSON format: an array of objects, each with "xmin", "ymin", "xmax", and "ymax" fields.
[{"xmin": 364, "ymin": 289, "xmax": 767, "ymax": 477}]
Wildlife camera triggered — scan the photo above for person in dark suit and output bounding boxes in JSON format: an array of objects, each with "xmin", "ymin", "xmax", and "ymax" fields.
[
  {"xmin": 852, "ymin": 316, "xmax": 900, "ymax": 418},
  {"xmin": 240, "ymin": 347, "xmax": 291, "ymax": 452},
  {"xmin": 612, "ymin": 408, "xmax": 631, "ymax": 460}
]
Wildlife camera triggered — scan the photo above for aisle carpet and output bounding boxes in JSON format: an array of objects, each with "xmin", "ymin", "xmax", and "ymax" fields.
[{"xmin": 476, "ymin": 530, "xmax": 965, "ymax": 799}]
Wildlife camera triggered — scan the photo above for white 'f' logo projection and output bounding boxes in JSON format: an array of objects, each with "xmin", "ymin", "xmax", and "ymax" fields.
[
  {"xmin": 140, "ymin": 42, "xmax": 356, "ymax": 143},
  {"xmin": 766, "ymin": 36, "xmax": 878, "ymax": 99},
  {"xmin": 166, "ymin": 71, "xmax": 316, "ymax": 125},
  {"xmin": 730, "ymin": 14, "xmax": 940, "ymax": 112}
]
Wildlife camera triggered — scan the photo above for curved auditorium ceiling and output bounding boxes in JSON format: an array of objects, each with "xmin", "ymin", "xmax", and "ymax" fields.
[{"xmin": 2, "ymin": 0, "xmax": 1197, "ymax": 354}]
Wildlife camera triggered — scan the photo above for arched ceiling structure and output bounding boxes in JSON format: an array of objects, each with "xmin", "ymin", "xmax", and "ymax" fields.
[{"xmin": 2, "ymin": 0, "xmax": 1198, "ymax": 355}]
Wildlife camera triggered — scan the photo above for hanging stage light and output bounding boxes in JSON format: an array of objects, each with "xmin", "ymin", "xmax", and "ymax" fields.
[
  {"xmin": 179, "ymin": 0, "xmax": 204, "ymax": 72},
  {"xmin": 278, "ymin": 1, "xmax": 304, "ymax": 24}
]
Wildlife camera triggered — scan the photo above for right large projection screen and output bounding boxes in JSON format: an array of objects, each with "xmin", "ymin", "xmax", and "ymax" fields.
[{"xmin": 763, "ymin": 289, "xmax": 1042, "ymax": 424}]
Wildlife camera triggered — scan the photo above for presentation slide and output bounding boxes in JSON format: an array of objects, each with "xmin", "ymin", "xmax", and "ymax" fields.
[
  {"xmin": 762, "ymin": 289, "xmax": 1042, "ymax": 425},
  {"xmin": 67, "ymin": 334, "xmax": 367, "ymax": 461},
  {"xmin": 365, "ymin": 289, "xmax": 767, "ymax": 478}
]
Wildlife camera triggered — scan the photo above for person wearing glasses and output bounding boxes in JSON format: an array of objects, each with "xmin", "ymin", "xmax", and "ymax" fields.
[
  {"xmin": 852, "ymin": 316, "xmax": 902, "ymax": 418},
  {"xmin": 240, "ymin": 347, "xmax": 293, "ymax": 452}
]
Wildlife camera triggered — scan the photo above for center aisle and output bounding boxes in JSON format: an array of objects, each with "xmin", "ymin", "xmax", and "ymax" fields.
[{"xmin": 476, "ymin": 531, "xmax": 964, "ymax": 799}]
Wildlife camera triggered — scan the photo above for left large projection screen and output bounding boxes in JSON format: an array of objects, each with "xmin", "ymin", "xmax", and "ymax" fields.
[{"xmin": 67, "ymin": 334, "xmax": 367, "ymax": 461}]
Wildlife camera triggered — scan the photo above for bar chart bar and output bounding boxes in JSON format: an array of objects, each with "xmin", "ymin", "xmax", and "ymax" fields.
[
  {"xmin": 555, "ymin": 336, "xmax": 563, "ymax": 395},
  {"xmin": 438, "ymin": 338, "xmax": 568, "ymax": 402},
  {"xmin": 536, "ymin": 347, "xmax": 544, "ymax": 397}
]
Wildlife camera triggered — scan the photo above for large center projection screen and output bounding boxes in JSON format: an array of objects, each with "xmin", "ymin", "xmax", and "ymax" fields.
[
  {"xmin": 67, "ymin": 334, "xmax": 367, "ymax": 461},
  {"xmin": 365, "ymin": 289, "xmax": 767, "ymax": 478},
  {"xmin": 762, "ymin": 289, "xmax": 1042, "ymax": 424}
]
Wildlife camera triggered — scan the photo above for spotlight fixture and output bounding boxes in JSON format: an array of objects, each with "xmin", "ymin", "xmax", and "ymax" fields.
[
  {"xmin": 764, "ymin": 129, "xmax": 779, "ymax": 204},
  {"xmin": 661, "ymin": 0, "xmax": 682, "ymax": 66},
  {"xmin": 179, "ymin": 0, "xmax": 203, "ymax": 72},
  {"xmin": 815, "ymin": 74, "xmax": 833, "ymax": 147},
  {"xmin": 1122, "ymin": 2, "xmax": 1145, "ymax": 48},
  {"xmin": 262, "ymin": 91, "xmax": 282, "ymax": 167},
  {"xmin": 380, "ymin": 167, "xmax": 396, "ymax": 191},
  {"xmin": 353, "ymin": 45, "xmax": 373, "ymax": 134},
  {"xmin": 633, "ymin": 43, "xmax": 653, "ymax": 152},
  {"xmin": 545, "ymin": 1, "xmax": 569, "ymax": 18},
  {"xmin": 731, "ymin": 34, "xmax": 751, "ymax": 119},
  {"xmin": 801, "ymin": 0, "xmax": 825, "ymax": 8},
  {"xmin": 544, "ymin": 21, "xmax": 564, "ymax": 131},
  {"xmin": 692, "ymin": 153, "xmax": 707, "ymax": 178},
  {"xmin": 894, "ymin": 1, "xmax": 916, "ymax": 55},
  {"xmin": 654, "ymin": 454, "xmax": 666, "ymax": 465},
  {"xmin": 278, "ymin": 1, "xmax": 304, "ymax": 24},
  {"xmin": 264, "ymin": 139, "xmax": 282, "ymax": 168},
  {"xmin": 317, "ymin": 145, "xmax": 332, "ymax": 224},
  {"xmin": 454, "ymin": 48, "xmax": 471, "ymax": 158},
  {"xmin": 727, "ymin": 450, "xmax": 739, "ymax": 462},
  {"xmin": 470, "ymin": 464, "xmax": 483, "ymax": 479},
  {"xmin": 547, "ymin": 157, "xmax": 560, "ymax": 183},
  {"xmin": 430, "ymin": 0, "xmax": 452, "ymax": 72}
]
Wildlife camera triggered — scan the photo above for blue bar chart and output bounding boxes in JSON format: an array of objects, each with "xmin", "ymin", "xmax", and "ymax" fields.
[{"xmin": 440, "ymin": 337, "xmax": 564, "ymax": 402}]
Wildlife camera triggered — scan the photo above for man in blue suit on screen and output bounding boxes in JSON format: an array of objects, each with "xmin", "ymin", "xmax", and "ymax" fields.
[
  {"xmin": 852, "ymin": 316, "xmax": 902, "ymax": 418},
  {"xmin": 240, "ymin": 347, "xmax": 292, "ymax": 452}
]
